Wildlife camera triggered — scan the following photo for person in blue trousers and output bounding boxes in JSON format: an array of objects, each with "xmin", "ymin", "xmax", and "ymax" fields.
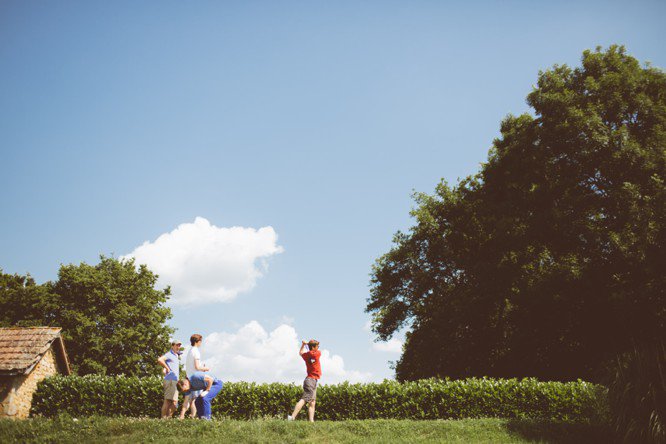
[{"xmin": 177, "ymin": 371, "xmax": 223, "ymax": 420}]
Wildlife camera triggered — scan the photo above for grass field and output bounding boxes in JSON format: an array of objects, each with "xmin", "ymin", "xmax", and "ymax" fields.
[{"xmin": 0, "ymin": 417, "xmax": 612, "ymax": 443}]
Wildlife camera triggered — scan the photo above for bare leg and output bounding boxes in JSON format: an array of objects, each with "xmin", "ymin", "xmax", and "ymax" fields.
[
  {"xmin": 162, "ymin": 400, "xmax": 176, "ymax": 418},
  {"xmin": 179, "ymin": 397, "xmax": 191, "ymax": 419},
  {"xmin": 307, "ymin": 400, "xmax": 316, "ymax": 422},
  {"xmin": 190, "ymin": 399, "xmax": 197, "ymax": 418},
  {"xmin": 166, "ymin": 400, "xmax": 177, "ymax": 418},
  {"xmin": 291, "ymin": 399, "xmax": 306, "ymax": 418},
  {"xmin": 161, "ymin": 400, "xmax": 171, "ymax": 418}
]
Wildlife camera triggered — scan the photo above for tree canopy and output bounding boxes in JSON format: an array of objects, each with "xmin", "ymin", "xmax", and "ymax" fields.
[
  {"xmin": 367, "ymin": 46, "xmax": 665, "ymax": 382},
  {"xmin": 0, "ymin": 256, "xmax": 174, "ymax": 376}
]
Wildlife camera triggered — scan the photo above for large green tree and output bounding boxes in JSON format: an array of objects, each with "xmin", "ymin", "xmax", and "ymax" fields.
[
  {"xmin": 0, "ymin": 257, "xmax": 174, "ymax": 376},
  {"xmin": 367, "ymin": 46, "xmax": 665, "ymax": 383}
]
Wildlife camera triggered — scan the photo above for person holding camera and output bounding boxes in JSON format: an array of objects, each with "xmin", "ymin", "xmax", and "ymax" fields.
[{"xmin": 287, "ymin": 339, "xmax": 321, "ymax": 422}]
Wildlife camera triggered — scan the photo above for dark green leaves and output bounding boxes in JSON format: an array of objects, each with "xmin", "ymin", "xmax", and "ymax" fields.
[
  {"xmin": 0, "ymin": 256, "xmax": 174, "ymax": 377},
  {"xmin": 367, "ymin": 45, "xmax": 666, "ymax": 383},
  {"xmin": 31, "ymin": 376, "xmax": 607, "ymax": 422}
]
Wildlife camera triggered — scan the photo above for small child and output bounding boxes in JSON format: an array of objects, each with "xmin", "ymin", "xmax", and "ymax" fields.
[{"xmin": 178, "ymin": 388, "xmax": 202, "ymax": 419}]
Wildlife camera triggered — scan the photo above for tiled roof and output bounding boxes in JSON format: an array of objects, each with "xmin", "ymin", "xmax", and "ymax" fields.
[{"xmin": 0, "ymin": 327, "xmax": 71, "ymax": 376}]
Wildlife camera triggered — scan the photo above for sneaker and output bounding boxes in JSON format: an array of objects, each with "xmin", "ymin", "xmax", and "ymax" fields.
[{"xmin": 287, "ymin": 415, "xmax": 294, "ymax": 421}]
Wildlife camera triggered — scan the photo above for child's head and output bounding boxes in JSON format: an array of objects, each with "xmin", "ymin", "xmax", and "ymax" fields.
[
  {"xmin": 177, "ymin": 379, "xmax": 191, "ymax": 392},
  {"xmin": 190, "ymin": 334, "xmax": 203, "ymax": 346},
  {"xmin": 307, "ymin": 339, "xmax": 320, "ymax": 351}
]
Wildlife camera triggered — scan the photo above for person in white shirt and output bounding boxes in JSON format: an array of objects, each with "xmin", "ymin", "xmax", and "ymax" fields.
[
  {"xmin": 179, "ymin": 333, "xmax": 210, "ymax": 419},
  {"xmin": 186, "ymin": 333, "xmax": 210, "ymax": 377}
]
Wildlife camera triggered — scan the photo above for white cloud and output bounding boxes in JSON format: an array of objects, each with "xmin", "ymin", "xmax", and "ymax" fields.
[
  {"xmin": 364, "ymin": 319, "xmax": 404, "ymax": 354},
  {"xmin": 199, "ymin": 321, "xmax": 372, "ymax": 384},
  {"xmin": 372, "ymin": 337, "xmax": 403, "ymax": 353},
  {"xmin": 122, "ymin": 217, "xmax": 283, "ymax": 305}
]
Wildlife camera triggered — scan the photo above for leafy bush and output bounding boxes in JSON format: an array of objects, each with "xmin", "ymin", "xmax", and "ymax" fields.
[
  {"xmin": 31, "ymin": 376, "xmax": 608, "ymax": 422},
  {"xmin": 608, "ymin": 343, "xmax": 666, "ymax": 444}
]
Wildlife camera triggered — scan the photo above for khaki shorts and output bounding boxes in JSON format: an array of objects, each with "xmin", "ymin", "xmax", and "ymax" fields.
[
  {"xmin": 163, "ymin": 379, "xmax": 178, "ymax": 401},
  {"xmin": 301, "ymin": 377, "xmax": 318, "ymax": 403}
]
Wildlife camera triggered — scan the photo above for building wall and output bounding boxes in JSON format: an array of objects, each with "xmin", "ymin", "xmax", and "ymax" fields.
[
  {"xmin": 0, "ymin": 378, "xmax": 14, "ymax": 416},
  {"xmin": 0, "ymin": 347, "xmax": 59, "ymax": 419}
]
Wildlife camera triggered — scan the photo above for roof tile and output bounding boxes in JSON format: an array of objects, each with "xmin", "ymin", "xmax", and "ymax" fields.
[{"xmin": 0, "ymin": 327, "xmax": 63, "ymax": 374}]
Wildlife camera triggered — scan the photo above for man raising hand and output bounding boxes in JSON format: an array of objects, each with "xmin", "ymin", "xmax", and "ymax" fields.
[{"xmin": 288, "ymin": 339, "xmax": 321, "ymax": 422}]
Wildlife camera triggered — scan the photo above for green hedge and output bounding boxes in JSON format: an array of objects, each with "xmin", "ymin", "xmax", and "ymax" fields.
[{"xmin": 31, "ymin": 376, "xmax": 608, "ymax": 422}]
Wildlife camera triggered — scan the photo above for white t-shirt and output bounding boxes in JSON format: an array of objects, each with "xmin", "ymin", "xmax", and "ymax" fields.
[{"xmin": 186, "ymin": 346, "xmax": 201, "ymax": 378}]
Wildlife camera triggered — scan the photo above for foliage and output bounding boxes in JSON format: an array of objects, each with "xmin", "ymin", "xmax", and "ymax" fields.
[
  {"xmin": 608, "ymin": 342, "xmax": 666, "ymax": 444},
  {"xmin": 31, "ymin": 375, "xmax": 608, "ymax": 422},
  {"xmin": 0, "ymin": 256, "xmax": 174, "ymax": 376},
  {"xmin": 367, "ymin": 45, "xmax": 666, "ymax": 383},
  {"xmin": 0, "ymin": 417, "xmax": 613, "ymax": 444}
]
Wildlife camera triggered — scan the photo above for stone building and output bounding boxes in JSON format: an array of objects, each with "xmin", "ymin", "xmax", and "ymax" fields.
[{"xmin": 0, "ymin": 327, "xmax": 71, "ymax": 419}]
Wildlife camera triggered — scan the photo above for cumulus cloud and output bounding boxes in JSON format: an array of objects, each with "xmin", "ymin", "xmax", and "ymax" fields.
[
  {"xmin": 122, "ymin": 217, "xmax": 283, "ymax": 305},
  {"xmin": 200, "ymin": 321, "xmax": 372, "ymax": 384},
  {"xmin": 364, "ymin": 320, "xmax": 404, "ymax": 353},
  {"xmin": 372, "ymin": 337, "xmax": 403, "ymax": 353}
]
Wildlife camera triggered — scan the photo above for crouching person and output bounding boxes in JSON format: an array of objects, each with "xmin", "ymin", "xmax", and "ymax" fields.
[{"xmin": 177, "ymin": 371, "xmax": 223, "ymax": 420}]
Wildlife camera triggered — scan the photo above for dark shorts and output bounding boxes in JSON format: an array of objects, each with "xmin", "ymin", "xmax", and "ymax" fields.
[{"xmin": 301, "ymin": 377, "xmax": 318, "ymax": 402}]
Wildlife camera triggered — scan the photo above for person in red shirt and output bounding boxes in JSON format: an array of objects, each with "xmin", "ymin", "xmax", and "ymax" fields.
[{"xmin": 287, "ymin": 339, "xmax": 321, "ymax": 422}]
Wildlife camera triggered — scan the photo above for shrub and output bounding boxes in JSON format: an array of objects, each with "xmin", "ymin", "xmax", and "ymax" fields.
[
  {"xmin": 608, "ymin": 343, "xmax": 666, "ymax": 444},
  {"xmin": 31, "ymin": 376, "xmax": 608, "ymax": 422}
]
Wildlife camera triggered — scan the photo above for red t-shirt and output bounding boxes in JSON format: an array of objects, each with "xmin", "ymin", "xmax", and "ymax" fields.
[{"xmin": 301, "ymin": 349, "xmax": 322, "ymax": 379}]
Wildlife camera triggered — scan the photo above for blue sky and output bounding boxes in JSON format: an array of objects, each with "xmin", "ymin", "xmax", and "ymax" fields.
[{"xmin": 1, "ymin": 1, "xmax": 665, "ymax": 382}]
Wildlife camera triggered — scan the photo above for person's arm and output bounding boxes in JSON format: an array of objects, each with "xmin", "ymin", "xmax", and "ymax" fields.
[
  {"xmin": 179, "ymin": 395, "xmax": 191, "ymax": 419},
  {"xmin": 193, "ymin": 348, "xmax": 210, "ymax": 371},
  {"xmin": 299, "ymin": 340, "xmax": 308, "ymax": 356},
  {"xmin": 194, "ymin": 358, "xmax": 210, "ymax": 372},
  {"xmin": 157, "ymin": 355, "xmax": 171, "ymax": 373},
  {"xmin": 200, "ymin": 375, "xmax": 214, "ymax": 397}
]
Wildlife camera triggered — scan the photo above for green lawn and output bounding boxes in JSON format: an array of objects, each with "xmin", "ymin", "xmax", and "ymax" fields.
[{"xmin": 0, "ymin": 417, "xmax": 612, "ymax": 443}]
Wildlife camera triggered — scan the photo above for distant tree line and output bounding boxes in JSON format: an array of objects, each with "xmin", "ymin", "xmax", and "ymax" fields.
[{"xmin": 0, "ymin": 256, "xmax": 173, "ymax": 377}]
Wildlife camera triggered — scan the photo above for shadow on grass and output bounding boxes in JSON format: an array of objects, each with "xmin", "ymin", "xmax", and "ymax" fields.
[{"xmin": 505, "ymin": 419, "xmax": 613, "ymax": 444}]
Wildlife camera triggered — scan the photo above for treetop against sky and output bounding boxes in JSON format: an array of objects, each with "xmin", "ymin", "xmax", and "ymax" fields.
[{"xmin": 1, "ymin": 1, "xmax": 664, "ymax": 382}]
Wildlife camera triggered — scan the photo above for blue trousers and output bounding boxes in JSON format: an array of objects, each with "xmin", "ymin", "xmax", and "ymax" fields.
[{"xmin": 195, "ymin": 379, "xmax": 223, "ymax": 420}]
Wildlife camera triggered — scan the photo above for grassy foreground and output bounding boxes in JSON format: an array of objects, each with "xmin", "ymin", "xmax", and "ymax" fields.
[{"xmin": 0, "ymin": 417, "xmax": 611, "ymax": 443}]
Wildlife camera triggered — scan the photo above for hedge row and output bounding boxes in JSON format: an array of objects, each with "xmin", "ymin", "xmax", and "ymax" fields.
[{"xmin": 31, "ymin": 376, "xmax": 608, "ymax": 422}]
